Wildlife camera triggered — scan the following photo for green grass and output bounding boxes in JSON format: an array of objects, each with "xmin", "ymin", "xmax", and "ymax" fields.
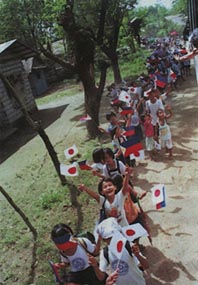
[{"xmin": 36, "ymin": 84, "xmax": 82, "ymax": 105}]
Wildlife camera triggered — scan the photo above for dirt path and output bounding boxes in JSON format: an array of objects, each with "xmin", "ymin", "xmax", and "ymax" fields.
[{"xmin": 0, "ymin": 73, "xmax": 198, "ymax": 284}]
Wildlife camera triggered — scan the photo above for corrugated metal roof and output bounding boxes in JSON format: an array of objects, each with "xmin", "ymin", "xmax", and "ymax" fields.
[
  {"xmin": 0, "ymin": 39, "xmax": 17, "ymax": 54},
  {"xmin": 0, "ymin": 39, "xmax": 37, "ymax": 63}
]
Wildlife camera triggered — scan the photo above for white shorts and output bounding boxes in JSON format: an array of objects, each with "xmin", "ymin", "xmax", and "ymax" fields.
[
  {"xmin": 145, "ymin": 137, "xmax": 155, "ymax": 151},
  {"xmin": 161, "ymin": 138, "xmax": 173, "ymax": 149}
]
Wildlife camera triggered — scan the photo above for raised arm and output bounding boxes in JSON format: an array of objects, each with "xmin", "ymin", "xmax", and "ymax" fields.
[
  {"xmin": 122, "ymin": 167, "xmax": 133, "ymax": 196},
  {"xmin": 165, "ymin": 105, "xmax": 173, "ymax": 119},
  {"xmin": 78, "ymin": 184, "xmax": 100, "ymax": 203}
]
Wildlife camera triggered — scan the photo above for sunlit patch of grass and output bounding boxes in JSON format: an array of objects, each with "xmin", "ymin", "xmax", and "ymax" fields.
[{"xmin": 36, "ymin": 85, "xmax": 82, "ymax": 105}]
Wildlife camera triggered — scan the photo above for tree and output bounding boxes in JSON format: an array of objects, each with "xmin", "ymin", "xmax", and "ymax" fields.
[
  {"xmin": 75, "ymin": 0, "xmax": 138, "ymax": 84},
  {"xmin": 58, "ymin": 3, "xmax": 108, "ymax": 137},
  {"xmin": 0, "ymin": 0, "xmax": 138, "ymax": 137},
  {"xmin": 171, "ymin": 0, "xmax": 188, "ymax": 15}
]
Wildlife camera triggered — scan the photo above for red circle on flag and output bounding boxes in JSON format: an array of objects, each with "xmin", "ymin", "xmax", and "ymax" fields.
[
  {"xmin": 68, "ymin": 167, "xmax": 76, "ymax": 175},
  {"xmin": 68, "ymin": 149, "xmax": 74, "ymax": 155},
  {"xmin": 117, "ymin": 240, "xmax": 123, "ymax": 253},
  {"xmin": 125, "ymin": 96, "xmax": 129, "ymax": 99},
  {"xmin": 154, "ymin": 189, "xmax": 161, "ymax": 197},
  {"xmin": 134, "ymin": 151, "xmax": 140, "ymax": 157},
  {"xmin": 126, "ymin": 229, "xmax": 136, "ymax": 236}
]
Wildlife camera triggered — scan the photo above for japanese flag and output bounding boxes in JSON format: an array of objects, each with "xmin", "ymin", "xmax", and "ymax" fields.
[
  {"xmin": 160, "ymin": 92, "xmax": 167, "ymax": 100},
  {"xmin": 151, "ymin": 184, "xmax": 166, "ymax": 209},
  {"xmin": 122, "ymin": 223, "xmax": 148, "ymax": 242},
  {"xmin": 129, "ymin": 87, "xmax": 138, "ymax": 94},
  {"xmin": 130, "ymin": 149, "xmax": 145, "ymax": 161},
  {"xmin": 64, "ymin": 144, "xmax": 78, "ymax": 159},
  {"xmin": 60, "ymin": 163, "xmax": 78, "ymax": 177},
  {"xmin": 79, "ymin": 114, "xmax": 92, "ymax": 122},
  {"xmin": 119, "ymin": 90, "xmax": 131, "ymax": 104},
  {"xmin": 109, "ymin": 232, "xmax": 127, "ymax": 261}
]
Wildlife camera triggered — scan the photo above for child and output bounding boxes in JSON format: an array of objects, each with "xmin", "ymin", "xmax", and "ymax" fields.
[
  {"xmin": 112, "ymin": 174, "xmax": 146, "ymax": 225},
  {"xmin": 98, "ymin": 112, "xmax": 125, "ymax": 136},
  {"xmin": 89, "ymin": 218, "xmax": 149, "ymax": 285},
  {"xmin": 156, "ymin": 106, "xmax": 173, "ymax": 159},
  {"xmin": 145, "ymin": 88, "xmax": 164, "ymax": 143},
  {"xmin": 79, "ymin": 167, "xmax": 132, "ymax": 227},
  {"xmin": 51, "ymin": 223, "xmax": 105, "ymax": 285},
  {"xmin": 91, "ymin": 148, "xmax": 105, "ymax": 177},
  {"xmin": 143, "ymin": 114, "xmax": 155, "ymax": 160},
  {"xmin": 103, "ymin": 147, "xmax": 126, "ymax": 178}
]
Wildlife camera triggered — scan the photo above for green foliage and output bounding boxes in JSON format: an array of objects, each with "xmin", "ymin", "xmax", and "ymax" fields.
[
  {"xmin": 171, "ymin": 0, "xmax": 188, "ymax": 15},
  {"xmin": 40, "ymin": 188, "xmax": 70, "ymax": 210},
  {"xmin": 132, "ymin": 4, "xmax": 183, "ymax": 37}
]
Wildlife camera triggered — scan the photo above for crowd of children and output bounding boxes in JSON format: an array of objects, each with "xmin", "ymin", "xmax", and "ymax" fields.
[{"xmin": 49, "ymin": 36, "xmax": 195, "ymax": 285}]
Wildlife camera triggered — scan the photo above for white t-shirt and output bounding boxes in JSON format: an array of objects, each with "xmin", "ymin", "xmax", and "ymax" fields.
[
  {"xmin": 91, "ymin": 162, "xmax": 104, "ymax": 173},
  {"xmin": 99, "ymin": 191, "xmax": 128, "ymax": 227},
  {"xmin": 60, "ymin": 238, "xmax": 95, "ymax": 272},
  {"xmin": 99, "ymin": 243, "xmax": 145, "ymax": 285},
  {"xmin": 146, "ymin": 99, "xmax": 164, "ymax": 126},
  {"xmin": 103, "ymin": 159, "xmax": 126, "ymax": 178}
]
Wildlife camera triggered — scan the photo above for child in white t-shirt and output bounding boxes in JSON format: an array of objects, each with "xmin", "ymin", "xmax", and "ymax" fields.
[
  {"xmin": 51, "ymin": 223, "xmax": 105, "ymax": 285},
  {"xmin": 89, "ymin": 218, "xmax": 149, "ymax": 285}
]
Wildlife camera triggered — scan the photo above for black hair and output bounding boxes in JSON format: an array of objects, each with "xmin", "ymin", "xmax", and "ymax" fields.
[
  {"xmin": 51, "ymin": 223, "xmax": 73, "ymax": 241},
  {"xmin": 106, "ymin": 112, "xmax": 116, "ymax": 121},
  {"xmin": 98, "ymin": 177, "xmax": 117, "ymax": 195},
  {"xmin": 190, "ymin": 28, "xmax": 198, "ymax": 49},
  {"xmin": 104, "ymin": 147, "xmax": 115, "ymax": 159},
  {"xmin": 112, "ymin": 174, "xmax": 123, "ymax": 193},
  {"xmin": 92, "ymin": 148, "xmax": 105, "ymax": 163}
]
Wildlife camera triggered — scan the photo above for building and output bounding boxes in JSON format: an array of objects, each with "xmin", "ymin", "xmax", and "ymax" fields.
[{"xmin": 0, "ymin": 39, "xmax": 37, "ymax": 141}]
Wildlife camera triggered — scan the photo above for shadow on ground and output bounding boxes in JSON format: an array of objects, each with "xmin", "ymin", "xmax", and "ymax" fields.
[
  {"xmin": 144, "ymin": 245, "xmax": 197, "ymax": 284},
  {"xmin": 0, "ymin": 104, "xmax": 68, "ymax": 164}
]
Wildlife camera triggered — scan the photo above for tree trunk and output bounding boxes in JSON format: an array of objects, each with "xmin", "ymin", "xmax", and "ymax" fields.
[
  {"xmin": 101, "ymin": 46, "xmax": 122, "ymax": 84},
  {"xmin": 0, "ymin": 74, "xmax": 67, "ymax": 186},
  {"xmin": 111, "ymin": 55, "xmax": 122, "ymax": 84},
  {"xmin": 77, "ymin": 61, "xmax": 101, "ymax": 138},
  {"xmin": 58, "ymin": 4, "xmax": 108, "ymax": 138}
]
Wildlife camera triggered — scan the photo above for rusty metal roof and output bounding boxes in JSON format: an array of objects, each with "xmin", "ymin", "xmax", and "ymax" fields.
[{"xmin": 0, "ymin": 39, "xmax": 37, "ymax": 63}]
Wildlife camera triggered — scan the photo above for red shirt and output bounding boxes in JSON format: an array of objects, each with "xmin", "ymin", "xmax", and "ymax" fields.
[{"xmin": 144, "ymin": 121, "xmax": 154, "ymax": 137}]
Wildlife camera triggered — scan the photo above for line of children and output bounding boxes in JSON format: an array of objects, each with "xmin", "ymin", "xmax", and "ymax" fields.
[{"xmin": 50, "ymin": 37, "xmax": 187, "ymax": 284}]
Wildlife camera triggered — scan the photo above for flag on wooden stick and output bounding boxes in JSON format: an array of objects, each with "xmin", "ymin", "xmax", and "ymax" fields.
[
  {"xmin": 64, "ymin": 144, "xmax": 78, "ymax": 159},
  {"xmin": 60, "ymin": 163, "xmax": 78, "ymax": 176}
]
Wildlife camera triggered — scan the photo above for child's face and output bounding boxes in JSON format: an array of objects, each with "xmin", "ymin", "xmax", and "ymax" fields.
[
  {"xmin": 102, "ymin": 181, "xmax": 116, "ymax": 198},
  {"xmin": 157, "ymin": 109, "xmax": 165, "ymax": 118},
  {"xmin": 105, "ymin": 153, "xmax": 114, "ymax": 164},
  {"xmin": 145, "ymin": 115, "xmax": 151, "ymax": 122}
]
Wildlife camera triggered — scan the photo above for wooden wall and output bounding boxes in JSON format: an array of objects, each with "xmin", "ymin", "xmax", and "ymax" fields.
[{"xmin": 0, "ymin": 59, "xmax": 36, "ymax": 125}]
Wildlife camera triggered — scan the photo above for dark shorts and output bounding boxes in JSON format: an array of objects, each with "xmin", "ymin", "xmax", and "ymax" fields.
[{"xmin": 67, "ymin": 266, "xmax": 106, "ymax": 285}]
